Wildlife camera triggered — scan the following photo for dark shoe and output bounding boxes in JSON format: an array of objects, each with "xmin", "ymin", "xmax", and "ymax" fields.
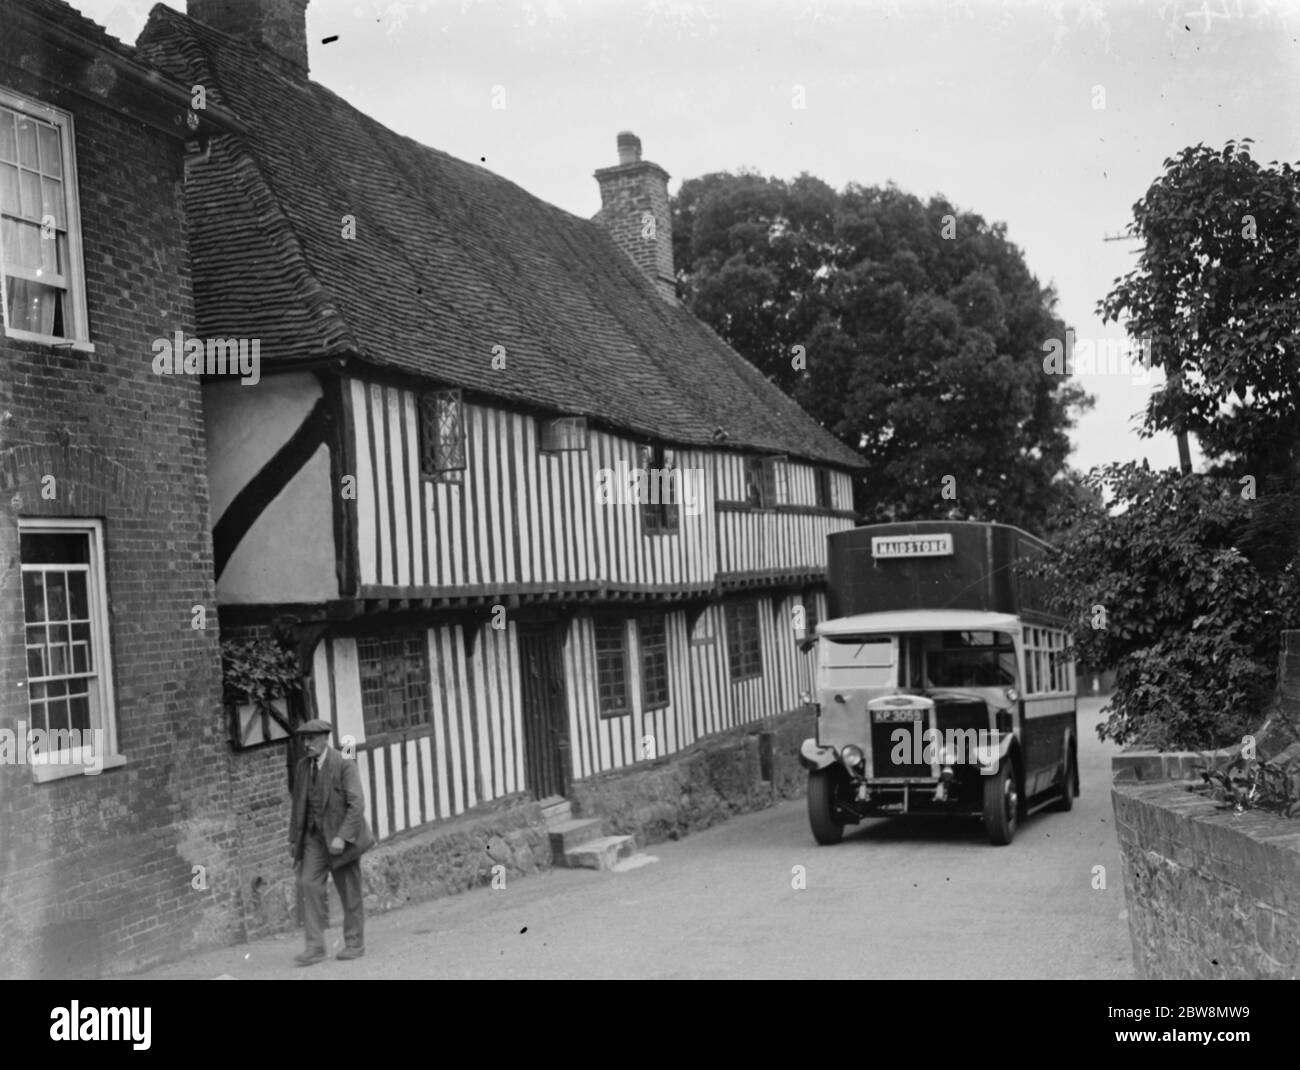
[
  {"xmin": 336, "ymin": 946, "xmax": 365, "ymax": 961},
  {"xmin": 294, "ymin": 949, "xmax": 326, "ymax": 966}
]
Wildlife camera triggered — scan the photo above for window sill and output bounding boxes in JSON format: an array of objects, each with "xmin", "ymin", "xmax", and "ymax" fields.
[
  {"xmin": 31, "ymin": 753, "xmax": 126, "ymax": 783},
  {"xmin": 3, "ymin": 327, "xmax": 95, "ymax": 354}
]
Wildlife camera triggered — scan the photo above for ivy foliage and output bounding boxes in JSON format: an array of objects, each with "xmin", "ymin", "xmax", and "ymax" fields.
[
  {"xmin": 221, "ymin": 638, "xmax": 302, "ymax": 708},
  {"xmin": 1039, "ymin": 463, "xmax": 1300, "ymax": 749}
]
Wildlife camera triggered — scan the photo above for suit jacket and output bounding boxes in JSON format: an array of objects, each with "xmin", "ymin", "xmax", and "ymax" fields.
[{"xmin": 290, "ymin": 746, "xmax": 375, "ymax": 869}]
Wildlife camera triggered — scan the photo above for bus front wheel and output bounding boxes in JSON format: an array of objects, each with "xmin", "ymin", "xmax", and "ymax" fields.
[
  {"xmin": 983, "ymin": 758, "xmax": 1018, "ymax": 846},
  {"xmin": 807, "ymin": 769, "xmax": 847, "ymax": 845}
]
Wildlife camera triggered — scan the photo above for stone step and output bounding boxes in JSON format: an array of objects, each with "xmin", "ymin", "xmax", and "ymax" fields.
[
  {"xmin": 610, "ymin": 853, "xmax": 659, "ymax": 873},
  {"xmin": 563, "ymin": 835, "xmax": 636, "ymax": 871},
  {"xmin": 538, "ymin": 796, "xmax": 571, "ymax": 824},
  {"xmin": 548, "ymin": 817, "xmax": 603, "ymax": 856}
]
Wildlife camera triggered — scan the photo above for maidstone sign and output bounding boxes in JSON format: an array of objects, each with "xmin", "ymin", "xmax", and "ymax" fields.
[{"xmin": 870, "ymin": 533, "xmax": 954, "ymax": 559}]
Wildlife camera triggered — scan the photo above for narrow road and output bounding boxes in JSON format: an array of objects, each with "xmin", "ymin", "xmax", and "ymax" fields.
[{"xmin": 141, "ymin": 696, "xmax": 1134, "ymax": 979}]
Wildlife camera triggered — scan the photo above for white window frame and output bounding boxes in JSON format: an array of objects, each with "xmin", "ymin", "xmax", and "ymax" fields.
[
  {"xmin": 539, "ymin": 415, "xmax": 589, "ymax": 452},
  {"xmin": 18, "ymin": 518, "xmax": 121, "ymax": 781},
  {"xmin": 0, "ymin": 87, "xmax": 93, "ymax": 352}
]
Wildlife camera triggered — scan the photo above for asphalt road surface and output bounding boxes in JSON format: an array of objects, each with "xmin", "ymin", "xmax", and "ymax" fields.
[{"xmin": 141, "ymin": 696, "xmax": 1134, "ymax": 980}]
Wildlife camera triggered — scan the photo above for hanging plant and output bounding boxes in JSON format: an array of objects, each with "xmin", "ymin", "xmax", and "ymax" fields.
[{"xmin": 221, "ymin": 638, "xmax": 302, "ymax": 706}]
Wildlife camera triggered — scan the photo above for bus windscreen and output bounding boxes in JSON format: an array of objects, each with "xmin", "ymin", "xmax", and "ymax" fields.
[{"xmin": 822, "ymin": 637, "xmax": 894, "ymax": 688}]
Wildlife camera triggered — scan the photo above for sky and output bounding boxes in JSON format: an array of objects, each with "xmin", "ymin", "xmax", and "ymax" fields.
[{"xmin": 79, "ymin": 0, "xmax": 1300, "ymax": 477}]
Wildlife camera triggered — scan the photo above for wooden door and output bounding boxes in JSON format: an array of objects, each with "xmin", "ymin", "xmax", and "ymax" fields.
[{"xmin": 517, "ymin": 623, "xmax": 571, "ymax": 799}]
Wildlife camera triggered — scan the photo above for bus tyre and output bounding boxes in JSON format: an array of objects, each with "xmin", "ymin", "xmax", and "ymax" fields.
[
  {"xmin": 807, "ymin": 769, "xmax": 846, "ymax": 845},
  {"xmin": 1053, "ymin": 744, "xmax": 1079, "ymax": 812},
  {"xmin": 983, "ymin": 758, "xmax": 1018, "ymax": 846}
]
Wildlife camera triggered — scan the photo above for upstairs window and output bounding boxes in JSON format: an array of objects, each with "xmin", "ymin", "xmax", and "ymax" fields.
[
  {"xmin": 0, "ymin": 90, "xmax": 89, "ymax": 346},
  {"xmin": 815, "ymin": 468, "xmax": 833, "ymax": 510},
  {"xmin": 744, "ymin": 456, "xmax": 786, "ymax": 508},
  {"xmin": 539, "ymin": 415, "xmax": 588, "ymax": 452},
  {"xmin": 357, "ymin": 632, "xmax": 430, "ymax": 736},
  {"xmin": 419, "ymin": 389, "xmax": 466, "ymax": 482},
  {"xmin": 639, "ymin": 443, "xmax": 679, "ymax": 535}
]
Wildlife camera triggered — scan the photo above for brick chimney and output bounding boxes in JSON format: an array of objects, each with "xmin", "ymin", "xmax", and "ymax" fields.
[
  {"xmin": 188, "ymin": 0, "xmax": 310, "ymax": 77},
  {"xmin": 594, "ymin": 133, "xmax": 676, "ymax": 304}
]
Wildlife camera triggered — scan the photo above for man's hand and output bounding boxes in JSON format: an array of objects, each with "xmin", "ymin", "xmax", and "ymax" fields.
[{"xmin": 329, "ymin": 836, "xmax": 346, "ymax": 855}]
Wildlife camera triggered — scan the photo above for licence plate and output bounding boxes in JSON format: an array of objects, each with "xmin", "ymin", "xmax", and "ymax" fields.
[{"xmin": 873, "ymin": 708, "xmax": 923, "ymax": 723}]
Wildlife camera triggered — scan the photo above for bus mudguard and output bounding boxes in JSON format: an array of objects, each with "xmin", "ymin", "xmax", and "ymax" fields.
[{"xmin": 800, "ymin": 738, "xmax": 838, "ymax": 772}]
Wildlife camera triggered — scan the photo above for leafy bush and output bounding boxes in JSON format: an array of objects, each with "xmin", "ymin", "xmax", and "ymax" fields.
[
  {"xmin": 221, "ymin": 638, "xmax": 302, "ymax": 707},
  {"xmin": 1034, "ymin": 461, "xmax": 1300, "ymax": 749}
]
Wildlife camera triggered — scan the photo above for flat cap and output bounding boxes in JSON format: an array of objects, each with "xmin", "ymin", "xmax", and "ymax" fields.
[{"xmin": 295, "ymin": 719, "xmax": 333, "ymax": 736}]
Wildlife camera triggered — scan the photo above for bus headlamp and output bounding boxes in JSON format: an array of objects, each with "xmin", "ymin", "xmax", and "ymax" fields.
[
  {"xmin": 841, "ymin": 745, "xmax": 864, "ymax": 770},
  {"xmin": 1004, "ymin": 686, "xmax": 1020, "ymax": 703}
]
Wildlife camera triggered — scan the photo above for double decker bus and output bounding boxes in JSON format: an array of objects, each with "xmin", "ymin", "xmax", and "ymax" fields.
[{"xmin": 799, "ymin": 521, "xmax": 1078, "ymax": 846}]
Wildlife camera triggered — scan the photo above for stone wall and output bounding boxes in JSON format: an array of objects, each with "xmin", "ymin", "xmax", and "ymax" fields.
[
  {"xmin": 1111, "ymin": 778, "xmax": 1300, "ymax": 978},
  {"xmin": 242, "ymin": 792, "xmax": 553, "ymax": 939},
  {"xmin": 568, "ymin": 705, "xmax": 814, "ymax": 844}
]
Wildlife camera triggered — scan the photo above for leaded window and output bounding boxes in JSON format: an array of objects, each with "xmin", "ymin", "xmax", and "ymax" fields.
[
  {"xmin": 357, "ymin": 632, "xmax": 430, "ymax": 736},
  {"xmin": 419, "ymin": 389, "xmax": 466, "ymax": 481},
  {"xmin": 726, "ymin": 601, "xmax": 762, "ymax": 681},
  {"xmin": 594, "ymin": 615, "xmax": 630, "ymax": 717},
  {"xmin": 640, "ymin": 443, "xmax": 679, "ymax": 534},
  {"xmin": 639, "ymin": 613, "xmax": 669, "ymax": 710}
]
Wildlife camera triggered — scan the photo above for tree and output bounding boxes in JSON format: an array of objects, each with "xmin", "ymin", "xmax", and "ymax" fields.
[
  {"xmin": 1042, "ymin": 141, "xmax": 1300, "ymax": 748},
  {"xmin": 672, "ymin": 173, "xmax": 1092, "ymax": 532},
  {"xmin": 1100, "ymin": 139, "xmax": 1300, "ymax": 572}
]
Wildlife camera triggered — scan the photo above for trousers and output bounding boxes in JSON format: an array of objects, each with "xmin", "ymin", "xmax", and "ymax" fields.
[{"xmin": 297, "ymin": 829, "xmax": 364, "ymax": 953}]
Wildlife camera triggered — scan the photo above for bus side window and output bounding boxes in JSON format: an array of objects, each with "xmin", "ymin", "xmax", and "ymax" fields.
[{"xmin": 1025, "ymin": 629, "xmax": 1038, "ymax": 694}]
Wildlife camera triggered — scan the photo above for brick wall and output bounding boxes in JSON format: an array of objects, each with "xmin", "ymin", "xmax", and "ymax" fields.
[
  {"xmin": 594, "ymin": 146, "xmax": 677, "ymax": 304},
  {"xmin": 0, "ymin": 46, "xmax": 244, "ymax": 976},
  {"xmin": 211, "ymin": 619, "xmax": 304, "ymax": 939},
  {"xmin": 1112, "ymin": 779, "xmax": 1300, "ymax": 978}
]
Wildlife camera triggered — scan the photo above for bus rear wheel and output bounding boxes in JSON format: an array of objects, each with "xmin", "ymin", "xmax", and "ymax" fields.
[
  {"xmin": 1053, "ymin": 744, "xmax": 1079, "ymax": 812},
  {"xmin": 983, "ymin": 758, "xmax": 1018, "ymax": 846},
  {"xmin": 808, "ymin": 768, "xmax": 847, "ymax": 845}
]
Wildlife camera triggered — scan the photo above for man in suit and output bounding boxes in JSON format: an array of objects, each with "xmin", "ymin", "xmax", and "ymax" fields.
[{"xmin": 289, "ymin": 719, "xmax": 375, "ymax": 965}]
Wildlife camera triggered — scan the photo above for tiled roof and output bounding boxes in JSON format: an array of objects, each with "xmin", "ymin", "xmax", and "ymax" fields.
[
  {"xmin": 15, "ymin": 0, "xmax": 140, "ymax": 60},
  {"xmin": 137, "ymin": 5, "xmax": 863, "ymax": 469}
]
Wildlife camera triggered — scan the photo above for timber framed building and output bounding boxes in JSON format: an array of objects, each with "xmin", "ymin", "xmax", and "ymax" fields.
[{"xmin": 138, "ymin": 1, "xmax": 864, "ymax": 848}]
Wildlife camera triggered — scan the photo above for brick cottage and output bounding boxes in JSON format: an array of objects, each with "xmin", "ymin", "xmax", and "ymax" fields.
[{"xmin": 0, "ymin": 0, "xmax": 245, "ymax": 977}]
